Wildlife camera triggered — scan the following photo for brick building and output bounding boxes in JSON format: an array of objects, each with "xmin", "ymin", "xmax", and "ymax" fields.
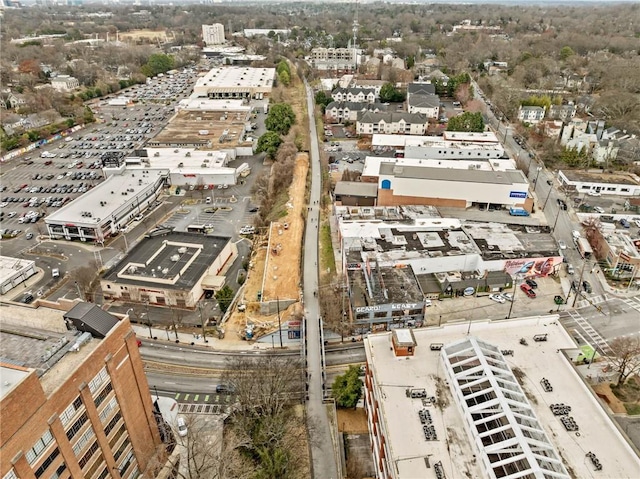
[{"xmin": 0, "ymin": 302, "xmax": 163, "ymax": 479}]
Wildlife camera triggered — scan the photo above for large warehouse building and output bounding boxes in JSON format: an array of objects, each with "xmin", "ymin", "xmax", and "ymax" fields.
[
  {"xmin": 363, "ymin": 317, "xmax": 640, "ymax": 479},
  {"xmin": 45, "ymin": 169, "xmax": 167, "ymax": 242},
  {"xmin": 101, "ymin": 231, "xmax": 236, "ymax": 307},
  {"xmin": 361, "ymin": 157, "xmax": 532, "ymax": 210},
  {"xmin": 191, "ymin": 67, "xmax": 275, "ymax": 100}
]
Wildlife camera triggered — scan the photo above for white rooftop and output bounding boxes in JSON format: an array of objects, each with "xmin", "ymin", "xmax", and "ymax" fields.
[
  {"xmin": 45, "ymin": 169, "xmax": 167, "ymax": 226},
  {"xmin": 0, "ymin": 366, "xmax": 30, "ymax": 400},
  {"xmin": 142, "ymin": 148, "xmax": 229, "ymax": 167},
  {"xmin": 176, "ymin": 98, "xmax": 252, "ymax": 112},
  {"xmin": 372, "ymin": 131, "xmax": 501, "ymax": 148},
  {"xmin": 0, "ymin": 256, "xmax": 35, "ymax": 284},
  {"xmin": 194, "ymin": 67, "xmax": 275, "ymax": 90},
  {"xmin": 364, "ymin": 316, "xmax": 640, "ymax": 479}
]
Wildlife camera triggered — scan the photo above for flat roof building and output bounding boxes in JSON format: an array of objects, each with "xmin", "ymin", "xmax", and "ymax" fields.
[
  {"xmin": 0, "ymin": 302, "xmax": 163, "ymax": 479},
  {"xmin": 558, "ymin": 169, "xmax": 640, "ymax": 197},
  {"xmin": 0, "ymin": 256, "xmax": 36, "ymax": 294},
  {"xmin": 363, "ymin": 316, "xmax": 640, "ymax": 479},
  {"xmin": 45, "ymin": 169, "xmax": 167, "ymax": 242},
  {"xmin": 122, "ymin": 148, "xmax": 238, "ymax": 188},
  {"xmin": 338, "ymin": 207, "xmax": 563, "ymax": 300},
  {"xmin": 361, "ymin": 157, "xmax": 532, "ymax": 210},
  {"xmin": 101, "ymin": 231, "xmax": 236, "ymax": 308},
  {"xmin": 192, "ymin": 67, "xmax": 275, "ymax": 100}
]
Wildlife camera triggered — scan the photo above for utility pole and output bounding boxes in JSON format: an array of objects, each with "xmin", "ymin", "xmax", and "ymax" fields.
[
  {"xmin": 277, "ymin": 297, "xmax": 283, "ymax": 348},
  {"xmin": 572, "ymin": 260, "xmax": 590, "ymax": 308},
  {"xmin": 198, "ymin": 301, "xmax": 208, "ymax": 343},
  {"xmin": 551, "ymin": 206, "xmax": 562, "ymax": 233},
  {"xmin": 506, "ymin": 275, "xmax": 520, "ymax": 319},
  {"xmin": 144, "ymin": 301, "xmax": 152, "ymax": 338}
]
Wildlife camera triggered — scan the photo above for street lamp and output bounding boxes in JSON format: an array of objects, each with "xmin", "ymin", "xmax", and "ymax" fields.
[
  {"xmin": 507, "ymin": 274, "xmax": 522, "ymax": 319},
  {"xmin": 533, "ymin": 167, "xmax": 542, "ymax": 189}
]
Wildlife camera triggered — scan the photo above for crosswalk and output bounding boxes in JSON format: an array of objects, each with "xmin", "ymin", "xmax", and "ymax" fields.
[
  {"xmin": 574, "ymin": 293, "xmax": 610, "ymax": 310},
  {"xmin": 559, "ymin": 310, "xmax": 613, "ymax": 355},
  {"xmin": 621, "ymin": 296, "xmax": 640, "ymax": 313},
  {"xmin": 178, "ymin": 403, "xmax": 232, "ymax": 415}
]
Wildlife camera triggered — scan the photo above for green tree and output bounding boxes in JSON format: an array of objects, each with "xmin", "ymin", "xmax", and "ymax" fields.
[
  {"xmin": 141, "ymin": 53, "xmax": 175, "ymax": 78},
  {"xmin": 256, "ymin": 131, "xmax": 283, "ymax": 159},
  {"xmin": 560, "ymin": 46, "xmax": 575, "ymax": 61},
  {"xmin": 278, "ymin": 69, "xmax": 291, "ymax": 86},
  {"xmin": 265, "ymin": 103, "xmax": 296, "ymax": 135},
  {"xmin": 315, "ymin": 91, "xmax": 332, "ymax": 113},
  {"xmin": 214, "ymin": 285, "xmax": 234, "ymax": 313},
  {"xmin": 379, "ymin": 82, "xmax": 406, "ymax": 103},
  {"xmin": 447, "ymin": 112, "xmax": 485, "ymax": 132},
  {"xmin": 332, "ymin": 365, "xmax": 363, "ymax": 408}
]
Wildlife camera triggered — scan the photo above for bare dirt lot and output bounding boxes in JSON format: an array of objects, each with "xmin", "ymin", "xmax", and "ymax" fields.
[
  {"xmin": 223, "ymin": 153, "xmax": 308, "ymax": 341},
  {"xmin": 118, "ymin": 29, "xmax": 173, "ymax": 42},
  {"xmin": 337, "ymin": 408, "xmax": 369, "ymax": 434}
]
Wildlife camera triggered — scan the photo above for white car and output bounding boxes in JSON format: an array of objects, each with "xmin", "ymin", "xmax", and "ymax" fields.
[
  {"xmin": 177, "ymin": 417, "xmax": 188, "ymax": 437},
  {"xmin": 0, "ymin": 202, "xmax": 7, "ymax": 208},
  {"xmin": 558, "ymin": 240, "xmax": 567, "ymax": 250},
  {"xmin": 489, "ymin": 293, "xmax": 506, "ymax": 304},
  {"xmin": 502, "ymin": 292, "xmax": 514, "ymax": 302},
  {"xmin": 571, "ymin": 230, "xmax": 581, "ymax": 239},
  {"xmin": 424, "ymin": 299, "xmax": 432, "ymax": 307},
  {"xmin": 634, "ymin": 219, "xmax": 640, "ymax": 228},
  {"xmin": 593, "ymin": 206, "xmax": 605, "ymax": 214},
  {"xmin": 587, "ymin": 191, "xmax": 602, "ymax": 197}
]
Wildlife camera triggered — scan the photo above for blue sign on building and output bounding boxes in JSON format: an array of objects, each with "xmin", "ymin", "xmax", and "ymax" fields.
[{"xmin": 509, "ymin": 191, "xmax": 527, "ymax": 199}]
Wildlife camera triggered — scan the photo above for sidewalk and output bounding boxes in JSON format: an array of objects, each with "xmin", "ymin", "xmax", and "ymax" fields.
[{"xmin": 131, "ymin": 324, "xmax": 284, "ymax": 352}]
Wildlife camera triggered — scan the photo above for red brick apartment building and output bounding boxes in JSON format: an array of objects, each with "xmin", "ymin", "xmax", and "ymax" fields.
[{"xmin": 0, "ymin": 302, "xmax": 163, "ymax": 479}]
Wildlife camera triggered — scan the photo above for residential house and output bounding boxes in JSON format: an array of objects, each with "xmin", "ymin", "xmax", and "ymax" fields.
[
  {"xmin": 544, "ymin": 120, "xmax": 564, "ymax": 139},
  {"xmin": 423, "ymin": 69, "xmax": 449, "ymax": 86},
  {"xmin": 50, "ymin": 75, "xmax": 80, "ymax": 92},
  {"xmin": 482, "ymin": 60, "xmax": 509, "ymax": 75},
  {"xmin": 406, "ymin": 82, "xmax": 439, "ymax": 119},
  {"xmin": 517, "ymin": 105, "xmax": 546, "ymax": 125},
  {"xmin": 407, "ymin": 82, "xmax": 436, "ymax": 97},
  {"xmin": 325, "ymin": 101, "xmax": 388, "ymax": 123},
  {"xmin": 356, "ymin": 111, "xmax": 428, "ymax": 136},
  {"xmin": 2, "ymin": 91, "xmax": 27, "ymax": 110},
  {"xmin": 332, "ymin": 87, "xmax": 377, "ymax": 104},
  {"xmin": 360, "ymin": 57, "xmax": 380, "ymax": 77},
  {"xmin": 407, "ymin": 94, "xmax": 440, "ymax": 118},
  {"xmin": 351, "ymin": 79, "xmax": 386, "ymax": 97},
  {"xmin": 548, "ymin": 104, "xmax": 577, "ymax": 122}
]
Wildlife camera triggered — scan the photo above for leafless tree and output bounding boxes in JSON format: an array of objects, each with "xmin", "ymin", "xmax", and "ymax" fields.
[
  {"xmin": 608, "ymin": 337, "xmax": 640, "ymax": 388},
  {"xmin": 73, "ymin": 260, "xmax": 100, "ymax": 301}
]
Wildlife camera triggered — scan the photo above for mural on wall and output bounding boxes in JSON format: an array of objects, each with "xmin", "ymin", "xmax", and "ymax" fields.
[{"xmin": 504, "ymin": 256, "xmax": 563, "ymax": 278}]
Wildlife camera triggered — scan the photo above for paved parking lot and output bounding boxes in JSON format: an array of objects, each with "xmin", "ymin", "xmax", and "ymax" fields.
[{"xmin": 424, "ymin": 276, "xmax": 566, "ymax": 325}]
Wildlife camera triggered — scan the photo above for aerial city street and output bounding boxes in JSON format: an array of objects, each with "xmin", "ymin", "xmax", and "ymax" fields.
[{"xmin": 1, "ymin": 2, "xmax": 639, "ymax": 479}]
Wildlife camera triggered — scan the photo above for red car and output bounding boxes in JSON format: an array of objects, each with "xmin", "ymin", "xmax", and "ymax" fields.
[{"xmin": 520, "ymin": 283, "xmax": 537, "ymax": 298}]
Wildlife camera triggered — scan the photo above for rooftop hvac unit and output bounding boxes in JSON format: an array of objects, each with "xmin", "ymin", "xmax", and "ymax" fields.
[
  {"xmin": 69, "ymin": 332, "xmax": 92, "ymax": 353},
  {"xmin": 162, "ymin": 268, "xmax": 169, "ymax": 275},
  {"xmin": 170, "ymin": 254, "xmax": 180, "ymax": 262},
  {"xmin": 128, "ymin": 266, "xmax": 137, "ymax": 274},
  {"xmin": 468, "ymin": 164, "xmax": 476, "ymax": 169},
  {"xmin": 154, "ymin": 152, "xmax": 159, "ymax": 157},
  {"xmin": 178, "ymin": 247, "xmax": 187, "ymax": 254}
]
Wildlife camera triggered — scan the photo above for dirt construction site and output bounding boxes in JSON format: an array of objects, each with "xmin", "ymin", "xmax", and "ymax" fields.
[{"xmin": 222, "ymin": 153, "xmax": 308, "ymax": 342}]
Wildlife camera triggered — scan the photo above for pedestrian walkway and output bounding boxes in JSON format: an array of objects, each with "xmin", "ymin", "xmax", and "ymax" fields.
[
  {"xmin": 559, "ymin": 310, "xmax": 613, "ymax": 355},
  {"xmin": 132, "ymin": 324, "xmax": 280, "ymax": 352}
]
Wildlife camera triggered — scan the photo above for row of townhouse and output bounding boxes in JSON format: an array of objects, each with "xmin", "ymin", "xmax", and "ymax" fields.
[
  {"xmin": 324, "ymin": 101, "xmax": 388, "ymax": 123},
  {"xmin": 356, "ymin": 111, "xmax": 429, "ymax": 135}
]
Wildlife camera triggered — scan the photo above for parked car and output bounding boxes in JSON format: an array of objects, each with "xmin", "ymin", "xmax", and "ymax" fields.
[
  {"xmin": 558, "ymin": 240, "xmax": 567, "ymax": 250},
  {"xmin": 587, "ymin": 191, "xmax": 602, "ymax": 197},
  {"xmin": 593, "ymin": 206, "xmax": 605, "ymax": 214},
  {"xmin": 582, "ymin": 281, "xmax": 592, "ymax": 293},
  {"xmin": 177, "ymin": 417, "xmax": 188, "ymax": 437},
  {"xmin": 502, "ymin": 292, "xmax": 514, "ymax": 302},
  {"xmin": 566, "ymin": 264, "xmax": 575, "ymax": 275},
  {"xmin": 619, "ymin": 218, "xmax": 630, "ymax": 228},
  {"xmin": 489, "ymin": 293, "xmax": 506, "ymax": 304},
  {"xmin": 520, "ymin": 283, "xmax": 536, "ymax": 298},
  {"xmin": 525, "ymin": 278, "xmax": 538, "ymax": 289}
]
